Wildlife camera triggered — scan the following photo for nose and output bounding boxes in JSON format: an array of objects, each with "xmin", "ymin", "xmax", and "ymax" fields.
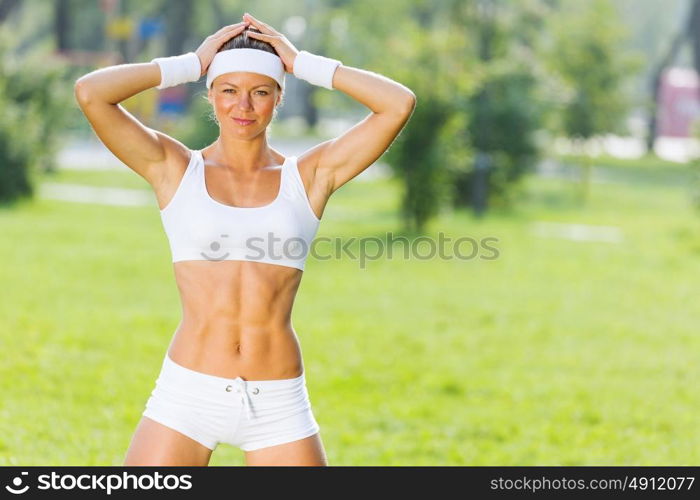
[{"xmin": 237, "ymin": 94, "xmax": 253, "ymax": 111}]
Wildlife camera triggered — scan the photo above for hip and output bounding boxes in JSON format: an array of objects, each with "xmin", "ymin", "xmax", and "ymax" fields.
[{"xmin": 142, "ymin": 352, "xmax": 320, "ymax": 451}]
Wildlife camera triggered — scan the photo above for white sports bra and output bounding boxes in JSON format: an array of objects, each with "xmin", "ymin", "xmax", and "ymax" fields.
[{"xmin": 159, "ymin": 149, "xmax": 321, "ymax": 271}]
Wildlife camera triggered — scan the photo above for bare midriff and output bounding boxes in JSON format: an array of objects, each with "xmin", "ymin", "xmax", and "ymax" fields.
[{"xmin": 166, "ymin": 259, "xmax": 305, "ymax": 381}]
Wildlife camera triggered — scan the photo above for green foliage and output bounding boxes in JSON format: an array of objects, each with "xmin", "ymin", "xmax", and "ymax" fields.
[
  {"xmin": 455, "ymin": 64, "xmax": 545, "ymax": 209},
  {"xmin": 545, "ymin": 0, "xmax": 642, "ymax": 139},
  {"xmin": 327, "ymin": 1, "xmax": 556, "ymax": 224},
  {"xmin": 439, "ymin": 1, "xmax": 550, "ymax": 212},
  {"xmin": 348, "ymin": 12, "xmax": 475, "ymax": 232},
  {"xmin": 384, "ymin": 95, "xmax": 454, "ymax": 232},
  {"xmin": 693, "ymin": 125, "xmax": 700, "ymax": 213},
  {"xmin": 0, "ymin": 27, "xmax": 73, "ymax": 206},
  {"xmin": 167, "ymin": 92, "xmax": 220, "ymax": 149},
  {"xmin": 0, "ymin": 85, "xmax": 37, "ymax": 205}
]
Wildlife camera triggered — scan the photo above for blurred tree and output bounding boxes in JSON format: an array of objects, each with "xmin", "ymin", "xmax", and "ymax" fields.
[
  {"xmin": 54, "ymin": 0, "xmax": 71, "ymax": 53},
  {"xmin": 690, "ymin": 2, "xmax": 700, "ymax": 213},
  {"xmin": 296, "ymin": 0, "xmax": 335, "ymax": 131},
  {"xmin": 545, "ymin": 0, "xmax": 640, "ymax": 202},
  {"xmin": 353, "ymin": 0, "xmax": 552, "ymax": 229},
  {"xmin": 646, "ymin": 0, "xmax": 697, "ymax": 152},
  {"xmin": 0, "ymin": 84, "xmax": 36, "ymax": 206},
  {"xmin": 356, "ymin": 1, "xmax": 472, "ymax": 232},
  {"xmin": 0, "ymin": 0, "xmax": 20, "ymax": 23},
  {"xmin": 460, "ymin": 66, "xmax": 544, "ymax": 213},
  {"xmin": 163, "ymin": 0, "xmax": 193, "ymax": 57},
  {"xmin": 690, "ymin": 0, "xmax": 700, "ymax": 80},
  {"xmin": 453, "ymin": 0, "xmax": 548, "ymax": 214},
  {"xmin": 385, "ymin": 94, "xmax": 454, "ymax": 233},
  {"xmin": 53, "ymin": 0, "xmax": 107, "ymax": 58},
  {"xmin": 167, "ymin": 87, "xmax": 220, "ymax": 150},
  {"xmin": 0, "ymin": 27, "xmax": 73, "ymax": 205},
  {"xmin": 318, "ymin": 0, "xmax": 470, "ymax": 231}
]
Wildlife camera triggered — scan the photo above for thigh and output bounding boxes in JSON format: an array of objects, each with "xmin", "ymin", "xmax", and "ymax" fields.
[
  {"xmin": 244, "ymin": 432, "xmax": 328, "ymax": 466},
  {"xmin": 124, "ymin": 416, "xmax": 214, "ymax": 466}
]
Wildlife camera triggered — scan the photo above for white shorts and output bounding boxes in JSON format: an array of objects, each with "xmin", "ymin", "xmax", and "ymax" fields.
[{"xmin": 142, "ymin": 353, "xmax": 321, "ymax": 451}]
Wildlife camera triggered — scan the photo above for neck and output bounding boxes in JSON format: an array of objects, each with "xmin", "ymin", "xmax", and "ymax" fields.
[{"xmin": 211, "ymin": 132, "xmax": 279, "ymax": 173}]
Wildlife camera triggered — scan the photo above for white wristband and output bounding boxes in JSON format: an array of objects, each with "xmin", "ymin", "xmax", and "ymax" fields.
[
  {"xmin": 293, "ymin": 50, "xmax": 341, "ymax": 90},
  {"xmin": 150, "ymin": 52, "xmax": 202, "ymax": 89}
]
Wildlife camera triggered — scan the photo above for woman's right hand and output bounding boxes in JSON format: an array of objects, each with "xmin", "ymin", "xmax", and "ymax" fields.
[{"xmin": 194, "ymin": 21, "xmax": 249, "ymax": 78}]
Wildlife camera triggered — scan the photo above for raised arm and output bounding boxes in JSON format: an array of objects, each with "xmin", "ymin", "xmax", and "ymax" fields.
[
  {"xmin": 73, "ymin": 61, "xmax": 173, "ymax": 186},
  {"xmin": 74, "ymin": 22, "xmax": 248, "ymax": 186},
  {"xmin": 242, "ymin": 13, "xmax": 416, "ymax": 195},
  {"xmin": 314, "ymin": 64, "xmax": 416, "ymax": 193}
]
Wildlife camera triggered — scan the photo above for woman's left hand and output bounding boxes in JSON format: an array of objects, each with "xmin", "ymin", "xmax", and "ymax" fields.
[{"xmin": 242, "ymin": 13, "xmax": 299, "ymax": 74}]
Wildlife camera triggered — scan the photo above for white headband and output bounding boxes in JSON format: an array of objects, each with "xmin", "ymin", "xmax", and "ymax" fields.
[{"xmin": 206, "ymin": 48, "xmax": 285, "ymax": 91}]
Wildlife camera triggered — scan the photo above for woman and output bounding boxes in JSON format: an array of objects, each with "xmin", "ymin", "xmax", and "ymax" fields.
[{"xmin": 74, "ymin": 12, "xmax": 415, "ymax": 466}]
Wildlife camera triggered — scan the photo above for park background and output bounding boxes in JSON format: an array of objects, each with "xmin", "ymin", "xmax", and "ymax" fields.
[{"xmin": 1, "ymin": 0, "xmax": 699, "ymax": 465}]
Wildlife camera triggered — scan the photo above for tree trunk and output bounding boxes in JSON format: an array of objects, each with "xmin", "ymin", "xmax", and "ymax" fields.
[
  {"xmin": 164, "ymin": 0, "xmax": 192, "ymax": 56},
  {"xmin": 164, "ymin": 0, "xmax": 195, "ymax": 107},
  {"xmin": 301, "ymin": 84, "xmax": 319, "ymax": 131},
  {"xmin": 0, "ymin": 0, "xmax": 20, "ymax": 23},
  {"xmin": 646, "ymin": 0, "xmax": 699, "ymax": 152},
  {"xmin": 690, "ymin": 0, "xmax": 700, "ymax": 87},
  {"xmin": 472, "ymin": 0, "xmax": 495, "ymax": 215},
  {"xmin": 646, "ymin": 30, "xmax": 687, "ymax": 152},
  {"xmin": 580, "ymin": 143, "xmax": 592, "ymax": 204},
  {"xmin": 54, "ymin": 0, "xmax": 70, "ymax": 53}
]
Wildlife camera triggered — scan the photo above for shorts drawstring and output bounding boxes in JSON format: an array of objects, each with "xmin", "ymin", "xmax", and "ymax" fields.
[{"xmin": 231, "ymin": 377, "xmax": 255, "ymax": 420}]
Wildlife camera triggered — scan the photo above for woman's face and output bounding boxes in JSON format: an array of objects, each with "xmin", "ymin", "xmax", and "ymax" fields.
[{"xmin": 208, "ymin": 71, "xmax": 281, "ymax": 134}]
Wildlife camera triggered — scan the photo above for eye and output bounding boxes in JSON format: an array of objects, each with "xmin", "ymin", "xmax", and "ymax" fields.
[{"xmin": 223, "ymin": 89, "xmax": 269, "ymax": 95}]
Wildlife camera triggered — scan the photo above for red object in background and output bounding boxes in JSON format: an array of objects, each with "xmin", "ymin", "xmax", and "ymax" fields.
[
  {"xmin": 657, "ymin": 67, "xmax": 700, "ymax": 138},
  {"xmin": 100, "ymin": 0, "xmax": 119, "ymax": 13}
]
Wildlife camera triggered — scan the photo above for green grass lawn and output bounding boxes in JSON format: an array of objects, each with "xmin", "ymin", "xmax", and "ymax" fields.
[
  {"xmin": 1, "ymin": 161, "xmax": 699, "ymax": 465},
  {"xmin": 554, "ymin": 153, "xmax": 697, "ymax": 189},
  {"xmin": 35, "ymin": 167, "xmax": 153, "ymax": 190}
]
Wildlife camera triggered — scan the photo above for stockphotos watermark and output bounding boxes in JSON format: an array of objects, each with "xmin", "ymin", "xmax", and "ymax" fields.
[
  {"xmin": 4, "ymin": 470, "xmax": 192, "ymax": 495},
  {"xmin": 199, "ymin": 231, "xmax": 500, "ymax": 268}
]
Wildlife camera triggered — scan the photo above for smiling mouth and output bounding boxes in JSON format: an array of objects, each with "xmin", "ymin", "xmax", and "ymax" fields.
[{"xmin": 233, "ymin": 118, "xmax": 255, "ymax": 125}]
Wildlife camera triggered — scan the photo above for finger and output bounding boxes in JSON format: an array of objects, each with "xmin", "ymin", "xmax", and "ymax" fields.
[
  {"xmin": 218, "ymin": 22, "xmax": 246, "ymax": 32},
  {"xmin": 226, "ymin": 22, "xmax": 247, "ymax": 32},
  {"xmin": 242, "ymin": 14, "xmax": 263, "ymax": 31},
  {"xmin": 211, "ymin": 22, "xmax": 245, "ymax": 37},
  {"xmin": 246, "ymin": 31, "xmax": 274, "ymax": 41},
  {"xmin": 243, "ymin": 13, "xmax": 276, "ymax": 34},
  {"xmin": 215, "ymin": 24, "xmax": 246, "ymax": 38}
]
